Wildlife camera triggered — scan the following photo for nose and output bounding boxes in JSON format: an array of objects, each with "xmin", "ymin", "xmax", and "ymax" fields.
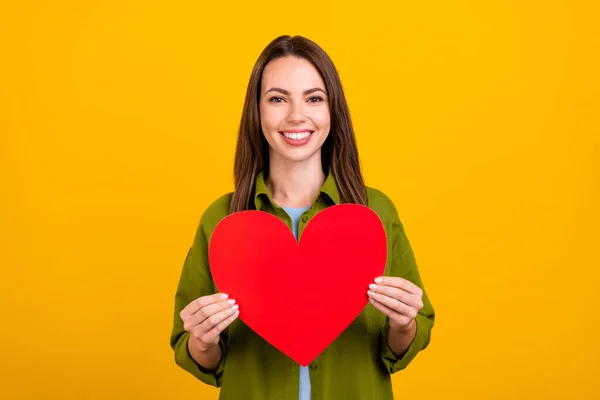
[{"xmin": 286, "ymin": 101, "xmax": 307, "ymax": 123}]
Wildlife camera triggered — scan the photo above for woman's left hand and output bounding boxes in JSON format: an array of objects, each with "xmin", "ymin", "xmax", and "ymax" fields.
[{"xmin": 367, "ymin": 276, "xmax": 424, "ymax": 331}]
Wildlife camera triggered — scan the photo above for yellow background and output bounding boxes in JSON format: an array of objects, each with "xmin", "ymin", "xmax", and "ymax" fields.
[{"xmin": 1, "ymin": 0, "xmax": 599, "ymax": 399}]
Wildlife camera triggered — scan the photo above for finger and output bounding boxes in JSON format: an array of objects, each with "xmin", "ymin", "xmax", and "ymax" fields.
[
  {"xmin": 183, "ymin": 298, "xmax": 237, "ymax": 332},
  {"xmin": 203, "ymin": 308, "xmax": 240, "ymax": 344},
  {"xmin": 375, "ymin": 276, "xmax": 423, "ymax": 296},
  {"xmin": 368, "ymin": 297, "xmax": 412, "ymax": 326},
  {"xmin": 368, "ymin": 290, "xmax": 418, "ymax": 319},
  {"xmin": 201, "ymin": 303, "xmax": 240, "ymax": 333},
  {"xmin": 369, "ymin": 283, "xmax": 423, "ymax": 309},
  {"xmin": 180, "ymin": 293, "xmax": 229, "ymax": 318}
]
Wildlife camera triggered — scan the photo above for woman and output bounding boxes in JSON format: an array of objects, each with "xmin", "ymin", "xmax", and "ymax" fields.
[{"xmin": 170, "ymin": 35, "xmax": 435, "ymax": 399}]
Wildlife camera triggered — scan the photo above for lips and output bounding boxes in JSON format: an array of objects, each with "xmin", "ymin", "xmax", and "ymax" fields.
[
  {"xmin": 281, "ymin": 131, "xmax": 313, "ymax": 140},
  {"xmin": 279, "ymin": 130, "xmax": 314, "ymax": 146}
]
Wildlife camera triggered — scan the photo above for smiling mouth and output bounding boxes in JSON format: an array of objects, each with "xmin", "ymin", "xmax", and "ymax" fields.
[{"xmin": 279, "ymin": 131, "xmax": 313, "ymax": 140}]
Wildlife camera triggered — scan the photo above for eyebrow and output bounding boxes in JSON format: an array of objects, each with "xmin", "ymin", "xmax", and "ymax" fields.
[{"xmin": 265, "ymin": 87, "xmax": 327, "ymax": 96}]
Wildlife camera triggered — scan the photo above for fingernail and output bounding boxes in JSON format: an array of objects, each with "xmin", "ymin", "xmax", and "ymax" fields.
[
  {"xmin": 375, "ymin": 277, "xmax": 383, "ymax": 284},
  {"xmin": 231, "ymin": 304, "xmax": 239, "ymax": 311},
  {"xmin": 220, "ymin": 294, "xmax": 229, "ymax": 299},
  {"xmin": 233, "ymin": 310, "xmax": 240, "ymax": 317},
  {"xmin": 369, "ymin": 284, "xmax": 377, "ymax": 290},
  {"xmin": 367, "ymin": 290, "xmax": 375, "ymax": 297},
  {"xmin": 227, "ymin": 299, "xmax": 236, "ymax": 305}
]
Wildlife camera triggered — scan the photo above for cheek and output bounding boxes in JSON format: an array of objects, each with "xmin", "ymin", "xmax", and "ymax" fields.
[
  {"xmin": 260, "ymin": 107, "xmax": 283, "ymax": 132},
  {"xmin": 312, "ymin": 108, "xmax": 331, "ymax": 131}
]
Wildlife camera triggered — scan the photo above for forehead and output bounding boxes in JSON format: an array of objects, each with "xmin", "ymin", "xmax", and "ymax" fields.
[{"xmin": 261, "ymin": 56, "xmax": 325, "ymax": 91}]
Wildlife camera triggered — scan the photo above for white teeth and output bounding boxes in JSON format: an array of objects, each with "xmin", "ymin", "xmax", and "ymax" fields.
[{"xmin": 282, "ymin": 131, "xmax": 312, "ymax": 140}]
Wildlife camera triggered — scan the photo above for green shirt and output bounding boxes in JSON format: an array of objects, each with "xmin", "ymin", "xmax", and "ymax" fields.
[{"xmin": 170, "ymin": 171, "xmax": 435, "ymax": 399}]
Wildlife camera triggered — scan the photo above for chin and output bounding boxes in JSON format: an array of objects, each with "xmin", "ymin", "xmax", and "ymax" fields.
[{"xmin": 272, "ymin": 146, "xmax": 322, "ymax": 164}]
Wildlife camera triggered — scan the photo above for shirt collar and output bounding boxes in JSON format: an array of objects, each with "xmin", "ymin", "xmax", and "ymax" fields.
[{"xmin": 253, "ymin": 169, "xmax": 341, "ymax": 210}]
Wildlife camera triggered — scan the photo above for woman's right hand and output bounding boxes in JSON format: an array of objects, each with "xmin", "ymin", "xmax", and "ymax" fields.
[{"xmin": 180, "ymin": 293, "xmax": 239, "ymax": 351}]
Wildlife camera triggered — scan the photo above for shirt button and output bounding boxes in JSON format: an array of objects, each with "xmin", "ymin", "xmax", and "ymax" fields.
[
  {"xmin": 302, "ymin": 216, "xmax": 308, "ymax": 223},
  {"xmin": 309, "ymin": 363, "xmax": 318, "ymax": 370}
]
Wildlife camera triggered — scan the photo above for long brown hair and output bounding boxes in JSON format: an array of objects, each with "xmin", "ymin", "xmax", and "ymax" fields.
[{"xmin": 229, "ymin": 35, "xmax": 367, "ymax": 213}]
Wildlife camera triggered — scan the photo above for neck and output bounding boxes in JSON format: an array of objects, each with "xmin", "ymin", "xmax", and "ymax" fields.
[{"xmin": 265, "ymin": 154, "xmax": 326, "ymax": 208}]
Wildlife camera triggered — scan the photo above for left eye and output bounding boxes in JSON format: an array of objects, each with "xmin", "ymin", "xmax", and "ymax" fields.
[{"xmin": 308, "ymin": 97, "xmax": 323, "ymax": 102}]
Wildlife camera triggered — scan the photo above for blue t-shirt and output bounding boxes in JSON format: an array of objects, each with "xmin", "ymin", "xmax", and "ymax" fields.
[{"xmin": 281, "ymin": 205, "xmax": 311, "ymax": 400}]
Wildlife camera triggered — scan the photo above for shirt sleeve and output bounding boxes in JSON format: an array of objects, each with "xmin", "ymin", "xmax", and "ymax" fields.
[
  {"xmin": 379, "ymin": 216, "xmax": 435, "ymax": 374},
  {"xmin": 169, "ymin": 219, "xmax": 228, "ymax": 387}
]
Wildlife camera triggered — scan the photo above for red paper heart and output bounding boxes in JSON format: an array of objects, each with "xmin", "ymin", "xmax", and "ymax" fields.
[{"xmin": 208, "ymin": 204, "xmax": 387, "ymax": 366}]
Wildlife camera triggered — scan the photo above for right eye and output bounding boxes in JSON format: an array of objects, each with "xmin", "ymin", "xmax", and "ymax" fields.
[{"xmin": 269, "ymin": 97, "xmax": 284, "ymax": 103}]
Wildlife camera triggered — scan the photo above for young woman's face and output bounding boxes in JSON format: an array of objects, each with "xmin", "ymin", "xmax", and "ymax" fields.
[{"xmin": 259, "ymin": 56, "xmax": 331, "ymax": 165}]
